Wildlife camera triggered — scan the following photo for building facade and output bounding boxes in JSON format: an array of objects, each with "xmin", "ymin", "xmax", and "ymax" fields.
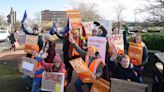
[{"xmin": 41, "ymin": 10, "xmax": 67, "ymax": 28}]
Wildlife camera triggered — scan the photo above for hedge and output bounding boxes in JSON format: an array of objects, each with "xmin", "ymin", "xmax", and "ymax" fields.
[{"xmin": 141, "ymin": 32, "xmax": 164, "ymax": 52}]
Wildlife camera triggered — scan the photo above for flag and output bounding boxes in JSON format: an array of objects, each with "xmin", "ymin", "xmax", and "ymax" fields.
[
  {"xmin": 21, "ymin": 10, "xmax": 27, "ymax": 23},
  {"xmin": 61, "ymin": 17, "xmax": 72, "ymax": 35},
  {"xmin": 49, "ymin": 22, "xmax": 57, "ymax": 35}
]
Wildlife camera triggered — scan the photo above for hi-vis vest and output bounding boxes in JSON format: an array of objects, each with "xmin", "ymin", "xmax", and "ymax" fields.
[
  {"xmin": 85, "ymin": 54, "xmax": 102, "ymax": 74},
  {"xmin": 34, "ymin": 62, "xmax": 44, "ymax": 78}
]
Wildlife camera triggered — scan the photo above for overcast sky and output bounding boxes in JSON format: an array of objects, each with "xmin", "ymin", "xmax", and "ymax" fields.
[
  {"xmin": 0, "ymin": 0, "xmax": 149, "ymax": 22},
  {"xmin": 67, "ymin": 0, "xmax": 149, "ymax": 22}
]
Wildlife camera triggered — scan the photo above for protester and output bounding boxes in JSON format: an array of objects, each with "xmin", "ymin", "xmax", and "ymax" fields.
[
  {"xmin": 131, "ymin": 35, "xmax": 148, "ymax": 82},
  {"xmin": 42, "ymin": 35, "xmax": 57, "ymax": 63},
  {"xmin": 106, "ymin": 43, "xmax": 140, "ymax": 82},
  {"xmin": 55, "ymin": 27, "xmax": 85, "ymax": 85},
  {"xmin": 22, "ymin": 23, "xmax": 44, "ymax": 52},
  {"xmin": 39, "ymin": 54, "xmax": 67, "ymax": 89},
  {"xmin": 69, "ymin": 35, "xmax": 103, "ymax": 92}
]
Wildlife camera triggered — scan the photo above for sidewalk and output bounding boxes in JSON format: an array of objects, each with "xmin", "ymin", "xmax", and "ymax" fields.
[{"xmin": 0, "ymin": 50, "xmax": 25, "ymax": 58}]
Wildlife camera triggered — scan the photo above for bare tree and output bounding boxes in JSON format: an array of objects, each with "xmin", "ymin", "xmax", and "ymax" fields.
[
  {"xmin": 72, "ymin": 3, "xmax": 103, "ymax": 22},
  {"xmin": 0, "ymin": 15, "xmax": 5, "ymax": 26},
  {"xmin": 140, "ymin": 0, "xmax": 164, "ymax": 24},
  {"xmin": 115, "ymin": 5, "xmax": 125, "ymax": 28}
]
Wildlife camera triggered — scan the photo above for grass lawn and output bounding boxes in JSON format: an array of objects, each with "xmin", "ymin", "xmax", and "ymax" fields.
[{"xmin": 0, "ymin": 64, "xmax": 28, "ymax": 92}]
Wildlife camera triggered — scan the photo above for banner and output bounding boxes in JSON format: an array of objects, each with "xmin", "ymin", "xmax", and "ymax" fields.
[
  {"xmin": 66, "ymin": 10, "xmax": 81, "ymax": 29},
  {"xmin": 88, "ymin": 36, "xmax": 107, "ymax": 64},
  {"xmin": 41, "ymin": 72, "xmax": 65, "ymax": 92},
  {"xmin": 128, "ymin": 42, "xmax": 143, "ymax": 66},
  {"xmin": 24, "ymin": 35, "xmax": 39, "ymax": 52},
  {"xmin": 110, "ymin": 78, "xmax": 148, "ymax": 92},
  {"xmin": 20, "ymin": 57, "xmax": 37, "ymax": 77},
  {"xmin": 90, "ymin": 78, "xmax": 110, "ymax": 92},
  {"xmin": 108, "ymin": 34, "xmax": 124, "ymax": 56},
  {"xmin": 69, "ymin": 57, "xmax": 95, "ymax": 83}
]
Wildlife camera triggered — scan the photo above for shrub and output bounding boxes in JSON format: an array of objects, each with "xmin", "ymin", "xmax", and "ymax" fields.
[{"xmin": 141, "ymin": 32, "xmax": 164, "ymax": 51}]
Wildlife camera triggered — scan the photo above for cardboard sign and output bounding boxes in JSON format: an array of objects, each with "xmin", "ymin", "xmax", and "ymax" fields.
[
  {"xmin": 69, "ymin": 57, "xmax": 95, "ymax": 83},
  {"xmin": 110, "ymin": 78, "xmax": 148, "ymax": 92},
  {"xmin": 90, "ymin": 78, "xmax": 110, "ymax": 92},
  {"xmin": 88, "ymin": 36, "xmax": 107, "ymax": 64},
  {"xmin": 108, "ymin": 34, "xmax": 124, "ymax": 56},
  {"xmin": 20, "ymin": 57, "xmax": 37, "ymax": 77},
  {"xmin": 25, "ymin": 35, "xmax": 38, "ymax": 45},
  {"xmin": 66, "ymin": 10, "xmax": 81, "ymax": 29},
  {"xmin": 41, "ymin": 72, "xmax": 65, "ymax": 92},
  {"xmin": 128, "ymin": 42, "xmax": 143, "ymax": 66}
]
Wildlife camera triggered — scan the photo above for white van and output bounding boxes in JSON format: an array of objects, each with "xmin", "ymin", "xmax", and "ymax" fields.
[{"xmin": 0, "ymin": 30, "xmax": 10, "ymax": 41}]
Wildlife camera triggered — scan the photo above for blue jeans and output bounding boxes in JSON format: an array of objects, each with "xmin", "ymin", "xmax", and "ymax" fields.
[
  {"xmin": 31, "ymin": 78, "xmax": 42, "ymax": 92},
  {"xmin": 74, "ymin": 77, "xmax": 92, "ymax": 92},
  {"xmin": 22, "ymin": 74, "xmax": 33, "ymax": 88}
]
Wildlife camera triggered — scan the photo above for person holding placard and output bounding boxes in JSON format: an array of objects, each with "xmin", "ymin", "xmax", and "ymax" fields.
[
  {"xmin": 37, "ymin": 54, "xmax": 67, "ymax": 92},
  {"xmin": 130, "ymin": 35, "xmax": 148, "ymax": 82},
  {"xmin": 69, "ymin": 36, "xmax": 103, "ymax": 92},
  {"xmin": 22, "ymin": 23, "xmax": 44, "ymax": 52}
]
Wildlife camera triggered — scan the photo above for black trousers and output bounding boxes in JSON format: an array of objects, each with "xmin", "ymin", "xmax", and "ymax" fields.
[{"xmin": 63, "ymin": 53, "xmax": 79, "ymax": 82}]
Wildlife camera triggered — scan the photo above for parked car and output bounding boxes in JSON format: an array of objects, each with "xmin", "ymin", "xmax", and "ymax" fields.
[{"xmin": 0, "ymin": 30, "xmax": 10, "ymax": 41}]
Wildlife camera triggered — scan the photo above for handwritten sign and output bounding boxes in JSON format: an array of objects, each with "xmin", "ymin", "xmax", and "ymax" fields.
[
  {"xmin": 128, "ymin": 42, "xmax": 143, "ymax": 66},
  {"xmin": 110, "ymin": 78, "xmax": 148, "ymax": 92},
  {"xmin": 90, "ymin": 78, "xmax": 110, "ymax": 92},
  {"xmin": 108, "ymin": 34, "xmax": 124, "ymax": 56},
  {"xmin": 20, "ymin": 57, "xmax": 37, "ymax": 77},
  {"xmin": 69, "ymin": 57, "xmax": 94, "ymax": 83},
  {"xmin": 66, "ymin": 10, "xmax": 81, "ymax": 29},
  {"xmin": 41, "ymin": 72, "xmax": 65, "ymax": 92},
  {"xmin": 25, "ymin": 35, "xmax": 38, "ymax": 45},
  {"xmin": 88, "ymin": 36, "xmax": 107, "ymax": 64}
]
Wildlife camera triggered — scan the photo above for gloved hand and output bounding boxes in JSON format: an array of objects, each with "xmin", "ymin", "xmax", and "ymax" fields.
[{"xmin": 93, "ymin": 21, "xmax": 100, "ymax": 26}]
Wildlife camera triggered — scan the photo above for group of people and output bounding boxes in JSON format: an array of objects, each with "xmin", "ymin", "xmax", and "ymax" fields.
[{"xmin": 21, "ymin": 20, "xmax": 148, "ymax": 92}]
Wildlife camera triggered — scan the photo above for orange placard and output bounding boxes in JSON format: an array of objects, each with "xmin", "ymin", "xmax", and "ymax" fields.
[
  {"xmin": 24, "ymin": 44, "xmax": 39, "ymax": 52},
  {"xmin": 108, "ymin": 34, "xmax": 124, "ymax": 56},
  {"xmin": 66, "ymin": 10, "xmax": 81, "ymax": 29},
  {"xmin": 128, "ymin": 42, "xmax": 143, "ymax": 66},
  {"xmin": 69, "ymin": 57, "xmax": 95, "ymax": 83},
  {"xmin": 24, "ymin": 35, "xmax": 39, "ymax": 52},
  {"xmin": 90, "ymin": 78, "xmax": 110, "ymax": 92}
]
